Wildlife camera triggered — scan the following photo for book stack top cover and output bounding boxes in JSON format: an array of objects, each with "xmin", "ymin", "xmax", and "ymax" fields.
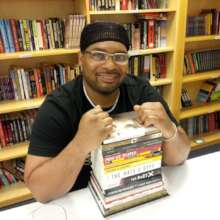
[{"xmin": 90, "ymin": 111, "xmax": 168, "ymax": 217}]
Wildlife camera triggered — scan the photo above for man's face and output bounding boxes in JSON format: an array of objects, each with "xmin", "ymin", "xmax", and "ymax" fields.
[{"xmin": 80, "ymin": 41, "xmax": 128, "ymax": 95}]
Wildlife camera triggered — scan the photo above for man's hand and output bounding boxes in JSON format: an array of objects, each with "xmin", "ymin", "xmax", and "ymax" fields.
[
  {"xmin": 74, "ymin": 105, "xmax": 113, "ymax": 155},
  {"xmin": 134, "ymin": 102, "xmax": 176, "ymax": 139}
]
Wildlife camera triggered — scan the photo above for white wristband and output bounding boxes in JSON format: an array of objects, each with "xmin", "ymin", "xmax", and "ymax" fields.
[{"xmin": 164, "ymin": 123, "xmax": 178, "ymax": 142}]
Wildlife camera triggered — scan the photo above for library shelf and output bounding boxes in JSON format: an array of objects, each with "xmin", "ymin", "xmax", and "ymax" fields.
[
  {"xmin": 150, "ymin": 78, "xmax": 172, "ymax": 86},
  {"xmin": 88, "ymin": 8, "xmax": 176, "ymax": 15},
  {"xmin": 0, "ymin": 97, "xmax": 45, "ymax": 114},
  {"xmin": 0, "ymin": 48, "xmax": 80, "ymax": 61},
  {"xmin": 128, "ymin": 47, "xmax": 174, "ymax": 56},
  {"xmin": 191, "ymin": 130, "xmax": 220, "ymax": 150},
  {"xmin": 0, "ymin": 181, "xmax": 32, "ymax": 208},
  {"xmin": 185, "ymin": 35, "xmax": 220, "ymax": 43},
  {"xmin": 182, "ymin": 70, "xmax": 220, "ymax": 83},
  {"xmin": 0, "ymin": 142, "xmax": 29, "ymax": 162},
  {"xmin": 180, "ymin": 102, "xmax": 220, "ymax": 120}
]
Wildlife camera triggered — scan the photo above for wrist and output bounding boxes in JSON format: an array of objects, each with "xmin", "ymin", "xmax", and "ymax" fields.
[
  {"xmin": 163, "ymin": 122, "xmax": 178, "ymax": 142},
  {"xmin": 71, "ymin": 135, "xmax": 90, "ymax": 157}
]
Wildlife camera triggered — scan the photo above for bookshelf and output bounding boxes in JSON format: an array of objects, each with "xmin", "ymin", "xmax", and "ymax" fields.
[
  {"xmin": 0, "ymin": 48, "xmax": 80, "ymax": 61},
  {"xmin": 0, "ymin": 142, "xmax": 29, "ymax": 162},
  {"xmin": 0, "ymin": 0, "xmax": 81, "ymax": 208},
  {"xmin": 178, "ymin": 0, "xmax": 220, "ymax": 149},
  {"xmin": 0, "ymin": 0, "xmax": 218, "ymax": 208}
]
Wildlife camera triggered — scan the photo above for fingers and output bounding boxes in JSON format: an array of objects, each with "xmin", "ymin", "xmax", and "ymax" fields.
[{"xmin": 134, "ymin": 102, "xmax": 167, "ymax": 128}]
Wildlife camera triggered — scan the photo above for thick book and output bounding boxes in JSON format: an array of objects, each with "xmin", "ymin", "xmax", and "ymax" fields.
[{"xmin": 102, "ymin": 111, "xmax": 161, "ymax": 145}]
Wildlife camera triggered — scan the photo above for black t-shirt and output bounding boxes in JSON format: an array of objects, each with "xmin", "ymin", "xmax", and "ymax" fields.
[{"xmin": 28, "ymin": 74, "xmax": 178, "ymax": 191}]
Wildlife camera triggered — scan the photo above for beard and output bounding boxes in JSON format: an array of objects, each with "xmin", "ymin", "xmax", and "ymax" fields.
[{"xmin": 83, "ymin": 72, "xmax": 124, "ymax": 95}]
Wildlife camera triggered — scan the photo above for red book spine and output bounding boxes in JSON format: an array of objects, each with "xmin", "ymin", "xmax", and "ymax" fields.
[
  {"xmin": 121, "ymin": 0, "xmax": 128, "ymax": 10},
  {"xmin": 37, "ymin": 69, "xmax": 43, "ymax": 96},
  {"xmin": 148, "ymin": 20, "xmax": 155, "ymax": 49},
  {"xmin": 34, "ymin": 69, "xmax": 41, "ymax": 97},
  {"xmin": 0, "ymin": 118, "xmax": 6, "ymax": 147},
  {"xmin": 40, "ymin": 20, "xmax": 47, "ymax": 49},
  {"xmin": 10, "ymin": 19, "xmax": 20, "ymax": 52},
  {"xmin": 0, "ymin": 34, "xmax": 5, "ymax": 53}
]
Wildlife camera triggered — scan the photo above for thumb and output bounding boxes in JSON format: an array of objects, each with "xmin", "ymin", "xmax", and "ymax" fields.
[{"xmin": 134, "ymin": 105, "xmax": 141, "ymax": 112}]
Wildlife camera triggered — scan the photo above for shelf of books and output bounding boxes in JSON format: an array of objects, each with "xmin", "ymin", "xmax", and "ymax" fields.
[
  {"xmin": 185, "ymin": 35, "xmax": 220, "ymax": 43},
  {"xmin": 0, "ymin": 0, "xmax": 86, "ymax": 208},
  {"xmin": 181, "ymin": 0, "xmax": 220, "ymax": 151},
  {"xmin": 0, "ymin": 97, "xmax": 45, "ymax": 114},
  {"xmin": 0, "ymin": 49, "xmax": 80, "ymax": 61},
  {"xmin": 0, "ymin": 141, "xmax": 29, "ymax": 162},
  {"xmin": 180, "ymin": 102, "xmax": 220, "ymax": 120},
  {"xmin": 183, "ymin": 70, "xmax": 220, "ymax": 83},
  {"xmin": 0, "ymin": 181, "xmax": 32, "ymax": 208}
]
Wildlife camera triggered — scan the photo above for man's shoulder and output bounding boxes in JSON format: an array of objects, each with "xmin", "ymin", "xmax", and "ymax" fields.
[
  {"xmin": 123, "ymin": 75, "xmax": 151, "ymax": 88},
  {"xmin": 42, "ymin": 75, "xmax": 82, "ymax": 112}
]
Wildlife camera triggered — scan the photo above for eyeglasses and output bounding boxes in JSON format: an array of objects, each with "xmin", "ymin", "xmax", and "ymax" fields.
[{"xmin": 84, "ymin": 50, "xmax": 129, "ymax": 65}]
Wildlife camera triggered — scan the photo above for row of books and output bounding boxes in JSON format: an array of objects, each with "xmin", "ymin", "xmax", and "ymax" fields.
[
  {"xmin": 90, "ymin": 111, "xmax": 168, "ymax": 216},
  {"xmin": 64, "ymin": 14, "xmax": 86, "ymax": 49},
  {"xmin": 183, "ymin": 49, "xmax": 220, "ymax": 75},
  {"xmin": 0, "ymin": 158, "xmax": 25, "ymax": 188},
  {"xmin": 181, "ymin": 80, "xmax": 220, "ymax": 108},
  {"xmin": 180, "ymin": 111, "xmax": 220, "ymax": 137},
  {"xmin": 0, "ymin": 110, "xmax": 37, "ymax": 148},
  {"xmin": 196, "ymin": 79, "xmax": 220, "ymax": 103},
  {"xmin": 124, "ymin": 17, "xmax": 167, "ymax": 50},
  {"xmin": 89, "ymin": 0, "xmax": 167, "ymax": 11},
  {"xmin": 0, "ymin": 64, "xmax": 82, "ymax": 101},
  {"xmin": 181, "ymin": 88, "xmax": 192, "ymax": 108},
  {"xmin": 0, "ymin": 168, "xmax": 17, "ymax": 188},
  {"xmin": 128, "ymin": 53, "xmax": 166, "ymax": 80},
  {"xmin": 0, "ymin": 15, "xmax": 85, "ymax": 53},
  {"xmin": 186, "ymin": 9, "xmax": 220, "ymax": 36}
]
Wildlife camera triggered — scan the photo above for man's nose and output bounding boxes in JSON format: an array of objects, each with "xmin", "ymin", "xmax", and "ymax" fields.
[{"xmin": 104, "ymin": 55, "xmax": 116, "ymax": 68}]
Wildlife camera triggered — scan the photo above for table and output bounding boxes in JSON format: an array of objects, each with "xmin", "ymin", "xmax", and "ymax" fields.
[{"xmin": 0, "ymin": 151, "xmax": 220, "ymax": 220}]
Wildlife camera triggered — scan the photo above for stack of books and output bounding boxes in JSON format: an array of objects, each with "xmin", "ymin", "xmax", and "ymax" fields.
[{"xmin": 89, "ymin": 111, "xmax": 168, "ymax": 217}]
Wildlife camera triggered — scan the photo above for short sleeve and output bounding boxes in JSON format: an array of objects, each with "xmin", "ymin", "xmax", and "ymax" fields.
[{"xmin": 28, "ymin": 97, "xmax": 75, "ymax": 157}]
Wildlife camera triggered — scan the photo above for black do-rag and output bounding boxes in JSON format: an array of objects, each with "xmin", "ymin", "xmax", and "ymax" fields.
[{"xmin": 80, "ymin": 22, "xmax": 129, "ymax": 52}]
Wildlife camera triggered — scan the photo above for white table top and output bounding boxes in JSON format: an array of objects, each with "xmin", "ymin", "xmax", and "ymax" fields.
[{"xmin": 1, "ymin": 151, "xmax": 220, "ymax": 220}]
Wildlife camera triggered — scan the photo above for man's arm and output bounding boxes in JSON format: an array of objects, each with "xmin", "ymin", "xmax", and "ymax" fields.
[
  {"xmin": 24, "ymin": 138, "xmax": 88, "ymax": 203},
  {"xmin": 25, "ymin": 106, "xmax": 113, "ymax": 203},
  {"xmin": 134, "ymin": 102, "xmax": 190, "ymax": 165},
  {"xmin": 161, "ymin": 124, "xmax": 190, "ymax": 165}
]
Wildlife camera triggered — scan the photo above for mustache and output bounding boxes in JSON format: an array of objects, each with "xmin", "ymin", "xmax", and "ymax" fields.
[{"xmin": 96, "ymin": 70, "xmax": 120, "ymax": 75}]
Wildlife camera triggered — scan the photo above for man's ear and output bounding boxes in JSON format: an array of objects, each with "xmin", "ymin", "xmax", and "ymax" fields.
[{"xmin": 78, "ymin": 52, "xmax": 83, "ymax": 65}]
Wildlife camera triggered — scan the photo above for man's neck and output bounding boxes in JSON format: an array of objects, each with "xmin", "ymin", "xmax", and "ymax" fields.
[{"xmin": 83, "ymin": 81, "xmax": 120, "ymax": 109}]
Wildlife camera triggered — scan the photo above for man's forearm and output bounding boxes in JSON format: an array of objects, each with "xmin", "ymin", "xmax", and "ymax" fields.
[
  {"xmin": 26, "ymin": 139, "xmax": 88, "ymax": 203},
  {"xmin": 162, "ymin": 127, "xmax": 191, "ymax": 166}
]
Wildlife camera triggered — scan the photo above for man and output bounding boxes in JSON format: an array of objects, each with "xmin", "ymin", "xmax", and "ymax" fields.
[{"xmin": 24, "ymin": 22, "xmax": 190, "ymax": 203}]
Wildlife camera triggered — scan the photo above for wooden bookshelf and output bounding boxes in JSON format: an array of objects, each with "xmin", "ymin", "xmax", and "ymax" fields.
[
  {"xmin": 0, "ymin": 97, "xmax": 45, "ymax": 114},
  {"xmin": 180, "ymin": 102, "xmax": 220, "ymax": 120},
  {"xmin": 183, "ymin": 70, "xmax": 220, "ymax": 83},
  {"xmin": 89, "ymin": 8, "xmax": 176, "ymax": 15},
  {"xmin": 0, "ymin": 142, "xmax": 29, "ymax": 162},
  {"xmin": 128, "ymin": 47, "xmax": 174, "ymax": 56},
  {"xmin": 150, "ymin": 78, "xmax": 172, "ymax": 86},
  {"xmin": 191, "ymin": 130, "xmax": 220, "ymax": 150},
  {"xmin": 185, "ymin": 35, "xmax": 220, "ymax": 43},
  {"xmin": 0, "ymin": 49, "xmax": 80, "ymax": 61},
  {"xmin": 0, "ymin": 182, "xmax": 32, "ymax": 208}
]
